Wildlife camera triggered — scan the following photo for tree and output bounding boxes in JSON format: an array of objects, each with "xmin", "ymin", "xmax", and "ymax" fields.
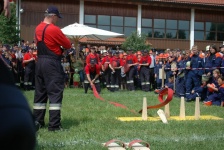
[
  {"xmin": 0, "ymin": 2, "xmax": 20, "ymax": 45},
  {"xmin": 121, "ymin": 31, "xmax": 151, "ymax": 52}
]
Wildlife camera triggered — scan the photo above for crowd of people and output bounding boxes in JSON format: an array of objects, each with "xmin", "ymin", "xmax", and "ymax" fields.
[{"xmin": 2, "ymin": 41, "xmax": 224, "ymax": 107}]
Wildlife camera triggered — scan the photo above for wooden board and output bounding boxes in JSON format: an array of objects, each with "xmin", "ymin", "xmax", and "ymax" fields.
[
  {"xmin": 117, "ymin": 115, "xmax": 223, "ymax": 121},
  {"xmin": 125, "ymin": 142, "xmax": 150, "ymax": 150},
  {"xmin": 102, "ymin": 143, "xmax": 126, "ymax": 150}
]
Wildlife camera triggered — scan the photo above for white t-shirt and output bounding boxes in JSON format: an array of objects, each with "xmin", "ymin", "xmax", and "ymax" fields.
[
  {"xmin": 149, "ymin": 55, "xmax": 155, "ymax": 68},
  {"xmin": 61, "ymin": 62, "xmax": 70, "ymax": 72}
]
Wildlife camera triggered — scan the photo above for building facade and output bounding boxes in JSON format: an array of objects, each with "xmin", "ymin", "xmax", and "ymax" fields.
[{"xmin": 17, "ymin": 0, "xmax": 224, "ymax": 50}]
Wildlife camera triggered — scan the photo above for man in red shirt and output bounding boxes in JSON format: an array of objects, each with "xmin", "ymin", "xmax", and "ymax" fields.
[
  {"xmin": 85, "ymin": 47, "xmax": 100, "ymax": 65},
  {"xmin": 125, "ymin": 47, "xmax": 138, "ymax": 91},
  {"xmin": 101, "ymin": 50, "xmax": 112, "ymax": 90},
  {"xmin": 84, "ymin": 59, "xmax": 101, "ymax": 94},
  {"xmin": 109, "ymin": 51, "xmax": 124, "ymax": 92},
  {"xmin": 23, "ymin": 47, "xmax": 36, "ymax": 91},
  {"xmin": 139, "ymin": 50, "xmax": 151, "ymax": 91},
  {"xmin": 34, "ymin": 6, "xmax": 71, "ymax": 131}
]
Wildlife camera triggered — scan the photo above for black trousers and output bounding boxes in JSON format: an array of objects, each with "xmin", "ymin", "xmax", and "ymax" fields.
[
  {"xmin": 24, "ymin": 66, "xmax": 35, "ymax": 89},
  {"xmin": 33, "ymin": 57, "xmax": 64, "ymax": 130},
  {"xmin": 126, "ymin": 66, "xmax": 135, "ymax": 91},
  {"xmin": 104, "ymin": 69, "xmax": 111, "ymax": 90},
  {"xmin": 84, "ymin": 73, "xmax": 101, "ymax": 94},
  {"xmin": 149, "ymin": 68, "xmax": 155, "ymax": 90},
  {"xmin": 110, "ymin": 70, "xmax": 120, "ymax": 92},
  {"xmin": 140, "ymin": 67, "xmax": 150, "ymax": 91}
]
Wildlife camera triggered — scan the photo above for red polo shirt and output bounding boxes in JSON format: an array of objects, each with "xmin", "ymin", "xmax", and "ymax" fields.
[
  {"xmin": 139, "ymin": 55, "xmax": 151, "ymax": 65},
  {"xmin": 35, "ymin": 22, "xmax": 71, "ymax": 56},
  {"xmin": 85, "ymin": 64, "xmax": 100, "ymax": 75},
  {"xmin": 126, "ymin": 54, "xmax": 138, "ymax": 63}
]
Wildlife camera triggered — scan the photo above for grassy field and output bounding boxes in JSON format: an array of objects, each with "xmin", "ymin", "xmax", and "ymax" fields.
[{"xmin": 23, "ymin": 88, "xmax": 224, "ymax": 150}]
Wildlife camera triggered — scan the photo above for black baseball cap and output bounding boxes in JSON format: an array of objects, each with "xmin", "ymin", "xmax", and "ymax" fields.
[
  {"xmin": 143, "ymin": 50, "xmax": 148, "ymax": 53},
  {"xmin": 45, "ymin": 6, "xmax": 62, "ymax": 18}
]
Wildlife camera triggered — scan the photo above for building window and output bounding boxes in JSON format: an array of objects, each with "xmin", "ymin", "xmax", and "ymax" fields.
[
  {"xmin": 194, "ymin": 22, "xmax": 204, "ymax": 40},
  {"xmin": 98, "ymin": 15, "xmax": 110, "ymax": 30},
  {"xmin": 166, "ymin": 20, "xmax": 177, "ymax": 39},
  {"xmin": 111, "ymin": 16, "xmax": 124, "ymax": 34},
  {"xmin": 142, "ymin": 18, "xmax": 152, "ymax": 37},
  {"xmin": 178, "ymin": 20, "xmax": 189, "ymax": 39},
  {"xmin": 154, "ymin": 19, "xmax": 165, "ymax": 38},
  {"xmin": 111, "ymin": 16, "xmax": 123, "ymax": 26},
  {"xmin": 142, "ymin": 18, "xmax": 189, "ymax": 39},
  {"xmin": 85, "ymin": 15, "xmax": 96, "ymax": 24},
  {"xmin": 217, "ymin": 23, "xmax": 224, "ymax": 41},
  {"xmin": 124, "ymin": 17, "xmax": 136, "ymax": 36},
  {"xmin": 85, "ymin": 15, "xmax": 137, "ymax": 37},
  {"xmin": 206, "ymin": 22, "xmax": 216, "ymax": 41}
]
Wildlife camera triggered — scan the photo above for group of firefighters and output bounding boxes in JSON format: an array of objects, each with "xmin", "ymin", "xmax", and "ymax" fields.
[
  {"xmin": 1, "ymin": 42, "xmax": 224, "ymax": 106},
  {"xmin": 84, "ymin": 44, "xmax": 224, "ymax": 106}
]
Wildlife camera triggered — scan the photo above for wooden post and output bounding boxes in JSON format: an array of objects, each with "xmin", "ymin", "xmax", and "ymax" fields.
[
  {"xmin": 142, "ymin": 97, "xmax": 148, "ymax": 121},
  {"xmin": 164, "ymin": 103, "xmax": 170, "ymax": 118},
  {"xmin": 179, "ymin": 97, "xmax": 186, "ymax": 119},
  {"xmin": 195, "ymin": 97, "xmax": 200, "ymax": 120}
]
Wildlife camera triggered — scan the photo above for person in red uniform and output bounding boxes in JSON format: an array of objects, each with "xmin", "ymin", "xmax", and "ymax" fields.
[
  {"xmin": 101, "ymin": 50, "xmax": 112, "ymax": 90},
  {"xmin": 85, "ymin": 46, "xmax": 100, "ymax": 65},
  {"xmin": 84, "ymin": 59, "xmax": 101, "ymax": 94},
  {"xmin": 139, "ymin": 50, "xmax": 151, "ymax": 91},
  {"xmin": 34, "ymin": 6, "xmax": 71, "ymax": 131},
  {"xmin": 23, "ymin": 47, "xmax": 36, "ymax": 91},
  {"xmin": 125, "ymin": 47, "xmax": 138, "ymax": 91},
  {"xmin": 109, "ymin": 51, "xmax": 124, "ymax": 92}
]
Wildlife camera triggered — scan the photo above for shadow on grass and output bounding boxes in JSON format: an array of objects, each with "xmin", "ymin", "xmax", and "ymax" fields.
[{"xmin": 62, "ymin": 116, "xmax": 94, "ymax": 129}]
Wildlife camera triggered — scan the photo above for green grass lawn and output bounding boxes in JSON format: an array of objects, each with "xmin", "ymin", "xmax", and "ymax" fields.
[{"xmin": 23, "ymin": 88, "xmax": 224, "ymax": 150}]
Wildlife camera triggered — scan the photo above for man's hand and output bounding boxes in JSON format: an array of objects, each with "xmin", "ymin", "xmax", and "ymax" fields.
[
  {"xmin": 186, "ymin": 66, "xmax": 191, "ymax": 70},
  {"xmin": 91, "ymin": 79, "xmax": 95, "ymax": 84}
]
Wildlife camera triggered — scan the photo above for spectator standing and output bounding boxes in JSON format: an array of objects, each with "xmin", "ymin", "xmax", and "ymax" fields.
[
  {"xmin": 14, "ymin": 44, "xmax": 24, "ymax": 89},
  {"xmin": 185, "ymin": 46, "xmax": 204, "ymax": 101},
  {"xmin": 149, "ymin": 49, "xmax": 156, "ymax": 91},
  {"xmin": 23, "ymin": 47, "xmax": 36, "ymax": 91}
]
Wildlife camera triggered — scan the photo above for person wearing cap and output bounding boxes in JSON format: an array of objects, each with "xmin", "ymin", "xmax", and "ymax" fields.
[
  {"xmin": 125, "ymin": 47, "xmax": 138, "ymax": 91},
  {"xmin": 85, "ymin": 46, "xmax": 100, "ymax": 65},
  {"xmin": 34, "ymin": 6, "xmax": 71, "ymax": 131},
  {"xmin": 109, "ymin": 51, "xmax": 124, "ymax": 92},
  {"xmin": 84, "ymin": 59, "xmax": 101, "ymax": 94},
  {"xmin": 101, "ymin": 50, "xmax": 112, "ymax": 90},
  {"xmin": 138, "ymin": 50, "xmax": 151, "ymax": 92}
]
